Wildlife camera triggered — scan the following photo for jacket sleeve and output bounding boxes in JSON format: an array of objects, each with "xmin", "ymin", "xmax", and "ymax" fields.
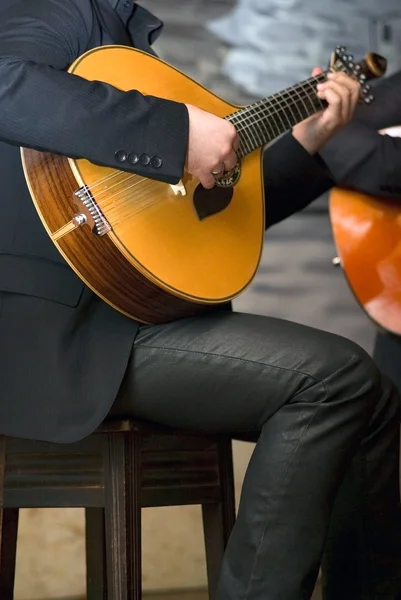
[
  {"xmin": 263, "ymin": 133, "xmax": 334, "ymax": 228},
  {"xmin": 319, "ymin": 70, "xmax": 401, "ymax": 198},
  {"xmin": 0, "ymin": 0, "xmax": 189, "ymax": 184}
]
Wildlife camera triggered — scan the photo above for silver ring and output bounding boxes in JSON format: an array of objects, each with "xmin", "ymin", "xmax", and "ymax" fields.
[{"xmin": 211, "ymin": 163, "xmax": 225, "ymax": 176}]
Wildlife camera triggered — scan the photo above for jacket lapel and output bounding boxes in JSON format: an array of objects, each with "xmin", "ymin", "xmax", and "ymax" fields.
[
  {"xmin": 127, "ymin": 4, "xmax": 163, "ymax": 54},
  {"xmin": 98, "ymin": 0, "xmax": 163, "ymax": 54},
  {"xmin": 92, "ymin": 0, "xmax": 132, "ymax": 45}
]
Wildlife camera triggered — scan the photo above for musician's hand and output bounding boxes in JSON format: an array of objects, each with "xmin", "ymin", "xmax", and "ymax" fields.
[
  {"xmin": 292, "ymin": 67, "xmax": 360, "ymax": 155},
  {"xmin": 185, "ymin": 104, "xmax": 240, "ymax": 189}
]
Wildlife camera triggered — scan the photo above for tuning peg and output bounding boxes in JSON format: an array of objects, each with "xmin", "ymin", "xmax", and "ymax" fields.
[{"xmin": 359, "ymin": 74, "xmax": 367, "ymax": 82}]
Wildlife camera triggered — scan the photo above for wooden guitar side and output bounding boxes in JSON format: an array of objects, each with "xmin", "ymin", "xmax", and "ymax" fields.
[
  {"xmin": 22, "ymin": 150, "xmax": 210, "ymax": 323},
  {"xmin": 21, "ymin": 46, "xmax": 265, "ymax": 324},
  {"xmin": 330, "ymin": 127, "xmax": 401, "ymax": 335}
]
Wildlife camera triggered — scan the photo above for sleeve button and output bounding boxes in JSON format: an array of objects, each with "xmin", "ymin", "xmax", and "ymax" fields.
[
  {"xmin": 139, "ymin": 153, "xmax": 151, "ymax": 166},
  {"xmin": 128, "ymin": 152, "xmax": 139, "ymax": 165},
  {"xmin": 115, "ymin": 150, "xmax": 127, "ymax": 162},
  {"xmin": 150, "ymin": 156, "xmax": 163, "ymax": 168}
]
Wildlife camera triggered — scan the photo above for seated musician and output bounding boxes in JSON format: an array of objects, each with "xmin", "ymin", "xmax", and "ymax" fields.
[
  {"xmin": 0, "ymin": 0, "xmax": 400, "ymax": 598},
  {"xmin": 320, "ymin": 69, "xmax": 401, "ymax": 391}
]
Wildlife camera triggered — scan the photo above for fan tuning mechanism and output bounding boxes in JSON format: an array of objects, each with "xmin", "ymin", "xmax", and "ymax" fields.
[{"xmin": 333, "ymin": 45, "xmax": 387, "ymax": 105}]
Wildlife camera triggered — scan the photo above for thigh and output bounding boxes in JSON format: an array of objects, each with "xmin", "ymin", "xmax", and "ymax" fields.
[{"xmin": 112, "ymin": 311, "xmax": 367, "ymax": 434}]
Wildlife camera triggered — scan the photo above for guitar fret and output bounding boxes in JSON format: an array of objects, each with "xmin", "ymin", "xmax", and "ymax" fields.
[
  {"xmin": 305, "ymin": 77, "xmax": 326, "ymax": 112},
  {"xmin": 287, "ymin": 92, "xmax": 298, "ymax": 127},
  {"xmin": 230, "ymin": 111, "xmax": 253, "ymax": 153},
  {"xmin": 248, "ymin": 105, "xmax": 266, "ymax": 147},
  {"xmin": 229, "ymin": 111, "xmax": 258, "ymax": 155},
  {"xmin": 227, "ymin": 72, "xmax": 328, "ymax": 158},
  {"xmin": 240, "ymin": 131, "xmax": 253, "ymax": 155},
  {"xmin": 254, "ymin": 102, "xmax": 277, "ymax": 145},
  {"xmin": 287, "ymin": 87, "xmax": 305, "ymax": 122},
  {"xmin": 264, "ymin": 97, "xmax": 283, "ymax": 137},
  {"xmin": 301, "ymin": 81, "xmax": 317, "ymax": 115},
  {"xmin": 276, "ymin": 92, "xmax": 296, "ymax": 130},
  {"xmin": 242, "ymin": 108, "xmax": 262, "ymax": 148},
  {"xmin": 291, "ymin": 84, "xmax": 312, "ymax": 120}
]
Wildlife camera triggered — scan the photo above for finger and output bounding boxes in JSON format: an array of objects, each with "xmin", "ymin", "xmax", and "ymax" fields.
[
  {"xmin": 327, "ymin": 72, "xmax": 360, "ymax": 111},
  {"xmin": 317, "ymin": 80, "xmax": 350, "ymax": 121},
  {"xmin": 223, "ymin": 149, "xmax": 238, "ymax": 171},
  {"xmin": 210, "ymin": 161, "xmax": 224, "ymax": 175},
  {"xmin": 317, "ymin": 86, "xmax": 344, "ymax": 121},
  {"xmin": 232, "ymin": 134, "xmax": 241, "ymax": 152},
  {"xmin": 312, "ymin": 66, "xmax": 323, "ymax": 77},
  {"xmin": 200, "ymin": 173, "xmax": 216, "ymax": 189},
  {"xmin": 327, "ymin": 72, "xmax": 360, "ymax": 96}
]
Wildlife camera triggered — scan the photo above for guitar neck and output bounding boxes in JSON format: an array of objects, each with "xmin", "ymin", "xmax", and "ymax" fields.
[{"xmin": 226, "ymin": 72, "xmax": 328, "ymax": 157}]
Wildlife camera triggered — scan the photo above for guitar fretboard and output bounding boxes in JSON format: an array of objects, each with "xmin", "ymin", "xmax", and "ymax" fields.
[{"xmin": 226, "ymin": 73, "xmax": 327, "ymax": 157}]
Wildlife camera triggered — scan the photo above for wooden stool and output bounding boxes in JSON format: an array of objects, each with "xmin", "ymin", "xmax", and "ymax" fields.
[{"xmin": 0, "ymin": 420, "xmax": 236, "ymax": 600}]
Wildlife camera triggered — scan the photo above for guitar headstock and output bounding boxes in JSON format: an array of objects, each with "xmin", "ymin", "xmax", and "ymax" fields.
[{"xmin": 329, "ymin": 46, "xmax": 387, "ymax": 104}]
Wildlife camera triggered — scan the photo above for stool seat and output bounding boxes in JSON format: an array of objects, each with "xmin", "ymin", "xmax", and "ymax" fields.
[{"xmin": 0, "ymin": 420, "xmax": 236, "ymax": 600}]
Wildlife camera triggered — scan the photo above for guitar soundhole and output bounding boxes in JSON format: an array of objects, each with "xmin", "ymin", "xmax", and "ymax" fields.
[{"xmin": 193, "ymin": 184, "xmax": 233, "ymax": 221}]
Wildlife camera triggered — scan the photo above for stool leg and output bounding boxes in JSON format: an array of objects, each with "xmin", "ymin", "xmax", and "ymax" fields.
[
  {"xmin": 0, "ymin": 436, "xmax": 19, "ymax": 600},
  {"xmin": 0, "ymin": 509, "xmax": 19, "ymax": 600},
  {"xmin": 104, "ymin": 432, "xmax": 141, "ymax": 600},
  {"xmin": 202, "ymin": 438, "xmax": 236, "ymax": 600},
  {"xmin": 86, "ymin": 507, "xmax": 107, "ymax": 599},
  {"xmin": 0, "ymin": 436, "xmax": 5, "ymax": 541}
]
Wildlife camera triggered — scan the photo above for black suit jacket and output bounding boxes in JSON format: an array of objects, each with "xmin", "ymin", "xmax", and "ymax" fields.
[
  {"xmin": 319, "ymin": 71, "xmax": 401, "ymax": 390},
  {"xmin": 0, "ymin": 0, "xmax": 333, "ymax": 443},
  {"xmin": 320, "ymin": 70, "xmax": 401, "ymax": 197}
]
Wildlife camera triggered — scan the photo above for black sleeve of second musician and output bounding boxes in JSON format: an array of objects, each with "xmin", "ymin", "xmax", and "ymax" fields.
[
  {"xmin": 263, "ymin": 133, "xmax": 334, "ymax": 228},
  {"xmin": 319, "ymin": 70, "xmax": 401, "ymax": 198}
]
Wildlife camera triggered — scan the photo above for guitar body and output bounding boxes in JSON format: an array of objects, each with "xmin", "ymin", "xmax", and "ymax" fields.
[
  {"xmin": 330, "ymin": 127, "xmax": 401, "ymax": 335},
  {"xmin": 22, "ymin": 46, "xmax": 265, "ymax": 324}
]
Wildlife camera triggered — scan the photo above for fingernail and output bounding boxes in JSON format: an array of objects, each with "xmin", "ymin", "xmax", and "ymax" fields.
[
  {"xmin": 327, "ymin": 72, "xmax": 334, "ymax": 79},
  {"xmin": 316, "ymin": 83, "xmax": 324, "ymax": 90}
]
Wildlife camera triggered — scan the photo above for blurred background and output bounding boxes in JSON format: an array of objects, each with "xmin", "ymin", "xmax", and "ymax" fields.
[{"xmin": 14, "ymin": 0, "xmax": 401, "ymax": 599}]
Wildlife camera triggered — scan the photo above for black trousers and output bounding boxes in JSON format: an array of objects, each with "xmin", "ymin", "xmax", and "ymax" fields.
[{"xmin": 110, "ymin": 311, "xmax": 401, "ymax": 600}]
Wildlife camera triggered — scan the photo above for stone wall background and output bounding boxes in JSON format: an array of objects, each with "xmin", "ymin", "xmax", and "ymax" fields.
[{"xmin": 208, "ymin": 0, "xmax": 401, "ymax": 96}]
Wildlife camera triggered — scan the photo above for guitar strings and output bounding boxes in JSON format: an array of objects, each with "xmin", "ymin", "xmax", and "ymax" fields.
[
  {"xmin": 82, "ymin": 81, "xmax": 325, "ymax": 223},
  {"xmin": 108, "ymin": 187, "xmax": 177, "ymax": 226},
  {"xmin": 79, "ymin": 72, "xmax": 354, "ymax": 224},
  {"xmin": 84, "ymin": 76, "xmax": 328, "ymax": 204},
  {"xmin": 99, "ymin": 178, "xmax": 161, "ymax": 220},
  {"xmin": 89, "ymin": 94, "xmax": 323, "ymax": 222},
  {"xmin": 75, "ymin": 62, "xmax": 361, "ymax": 224}
]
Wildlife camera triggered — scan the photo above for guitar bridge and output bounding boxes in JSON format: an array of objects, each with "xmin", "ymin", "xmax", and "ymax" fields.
[{"xmin": 74, "ymin": 185, "xmax": 111, "ymax": 236}]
